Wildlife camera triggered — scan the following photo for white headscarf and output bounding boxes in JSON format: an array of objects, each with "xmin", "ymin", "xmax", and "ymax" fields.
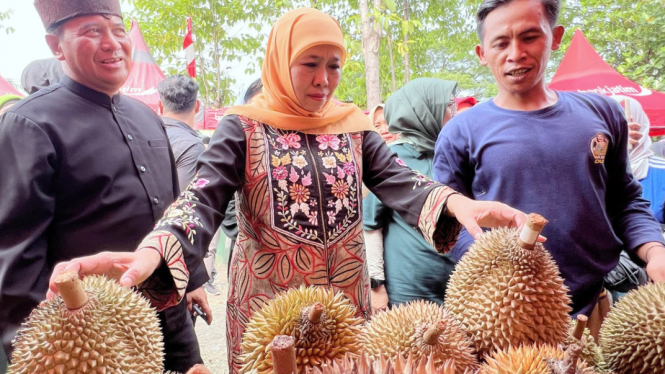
[{"xmin": 611, "ymin": 95, "xmax": 653, "ymax": 180}]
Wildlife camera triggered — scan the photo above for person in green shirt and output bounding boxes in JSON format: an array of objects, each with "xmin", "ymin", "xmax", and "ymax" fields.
[{"xmin": 364, "ymin": 78, "xmax": 459, "ymax": 311}]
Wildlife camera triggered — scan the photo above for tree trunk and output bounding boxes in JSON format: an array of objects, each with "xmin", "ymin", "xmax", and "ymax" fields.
[
  {"xmin": 387, "ymin": 35, "xmax": 397, "ymax": 92},
  {"xmin": 359, "ymin": 0, "xmax": 382, "ymax": 109},
  {"xmin": 403, "ymin": 0, "xmax": 410, "ymax": 83},
  {"xmin": 210, "ymin": 0, "xmax": 222, "ymax": 108},
  {"xmin": 199, "ymin": 56, "xmax": 211, "ymax": 105}
]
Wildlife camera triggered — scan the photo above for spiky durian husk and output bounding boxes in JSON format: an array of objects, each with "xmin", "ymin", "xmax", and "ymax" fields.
[
  {"xmin": 566, "ymin": 320, "xmax": 607, "ymax": 372},
  {"xmin": 479, "ymin": 345, "xmax": 601, "ymax": 374},
  {"xmin": 360, "ymin": 300, "xmax": 477, "ymax": 374},
  {"xmin": 599, "ymin": 282, "xmax": 665, "ymax": 374},
  {"xmin": 241, "ymin": 285, "xmax": 364, "ymax": 374},
  {"xmin": 9, "ymin": 275, "xmax": 163, "ymax": 374},
  {"xmin": 479, "ymin": 345, "xmax": 552, "ymax": 374},
  {"xmin": 306, "ymin": 352, "xmax": 473, "ymax": 374},
  {"xmin": 445, "ymin": 228, "xmax": 572, "ymax": 358}
]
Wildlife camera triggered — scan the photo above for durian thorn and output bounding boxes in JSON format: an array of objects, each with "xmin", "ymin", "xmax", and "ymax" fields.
[
  {"xmin": 422, "ymin": 320, "xmax": 445, "ymax": 345},
  {"xmin": 517, "ymin": 213, "xmax": 548, "ymax": 250},
  {"xmin": 271, "ymin": 335, "xmax": 297, "ymax": 374},
  {"xmin": 308, "ymin": 302, "xmax": 324, "ymax": 324},
  {"xmin": 572, "ymin": 315, "xmax": 588, "ymax": 341},
  {"xmin": 54, "ymin": 271, "xmax": 88, "ymax": 310}
]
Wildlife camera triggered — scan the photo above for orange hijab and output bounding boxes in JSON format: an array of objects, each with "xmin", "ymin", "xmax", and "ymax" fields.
[{"xmin": 225, "ymin": 8, "xmax": 374, "ymax": 134}]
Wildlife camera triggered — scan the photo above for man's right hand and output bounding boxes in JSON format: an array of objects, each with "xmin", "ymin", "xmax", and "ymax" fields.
[
  {"xmin": 47, "ymin": 248, "xmax": 162, "ymax": 299},
  {"xmin": 370, "ymin": 284, "xmax": 389, "ymax": 314}
]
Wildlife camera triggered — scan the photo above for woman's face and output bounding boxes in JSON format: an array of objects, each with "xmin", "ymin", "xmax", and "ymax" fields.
[
  {"xmin": 373, "ymin": 108, "xmax": 397, "ymax": 143},
  {"xmin": 443, "ymin": 95, "xmax": 456, "ymax": 126},
  {"xmin": 290, "ymin": 45, "xmax": 342, "ymax": 112}
]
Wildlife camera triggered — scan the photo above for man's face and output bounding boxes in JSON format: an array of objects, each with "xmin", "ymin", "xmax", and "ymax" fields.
[
  {"xmin": 46, "ymin": 15, "xmax": 131, "ymax": 96},
  {"xmin": 475, "ymin": 0, "xmax": 563, "ymax": 98}
]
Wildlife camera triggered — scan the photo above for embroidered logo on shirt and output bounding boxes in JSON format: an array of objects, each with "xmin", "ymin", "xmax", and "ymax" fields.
[{"xmin": 590, "ymin": 132, "xmax": 609, "ymax": 164}]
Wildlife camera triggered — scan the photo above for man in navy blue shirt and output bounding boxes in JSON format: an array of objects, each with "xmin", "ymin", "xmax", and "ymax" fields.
[{"xmin": 434, "ymin": 0, "xmax": 665, "ymax": 320}]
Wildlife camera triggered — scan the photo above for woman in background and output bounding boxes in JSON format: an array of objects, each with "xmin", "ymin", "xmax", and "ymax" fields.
[
  {"xmin": 368, "ymin": 103, "xmax": 398, "ymax": 143},
  {"xmin": 364, "ymin": 78, "xmax": 459, "ymax": 311},
  {"xmin": 613, "ymin": 95, "xmax": 665, "ymax": 223}
]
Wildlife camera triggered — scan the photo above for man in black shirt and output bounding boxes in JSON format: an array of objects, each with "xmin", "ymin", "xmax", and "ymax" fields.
[{"xmin": 0, "ymin": 0, "xmax": 204, "ymax": 371}]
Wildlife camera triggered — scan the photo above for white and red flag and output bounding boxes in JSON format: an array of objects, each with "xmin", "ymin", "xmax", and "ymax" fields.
[{"xmin": 183, "ymin": 17, "xmax": 196, "ymax": 78}]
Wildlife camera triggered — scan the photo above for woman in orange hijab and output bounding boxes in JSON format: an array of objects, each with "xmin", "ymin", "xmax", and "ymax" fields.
[{"xmin": 47, "ymin": 8, "xmax": 528, "ymax": 373}]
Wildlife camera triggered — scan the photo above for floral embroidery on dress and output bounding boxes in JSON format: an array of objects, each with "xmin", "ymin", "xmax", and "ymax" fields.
[
  {"xmin": 155, "ymin": 176, "xmax": 208, "ymax": 244},
  {"xmin": 264, "ymin": 126, "xmax": 362, "ymax": 247},
  {"xmin": 395, "ymin": 157, "xmax": 436, "ymax": 190}
]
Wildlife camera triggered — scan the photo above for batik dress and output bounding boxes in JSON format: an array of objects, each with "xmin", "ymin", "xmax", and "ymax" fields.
[{"xmin": 139, "ymin": 115, "xmax": 462, "ymax": 374}]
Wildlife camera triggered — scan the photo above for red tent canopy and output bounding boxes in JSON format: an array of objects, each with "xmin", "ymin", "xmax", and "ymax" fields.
[
  {"xmin": 119, "ymin": 20, "xmax": 165, "ymax": 112},
  {"xmin": 549, "ymin": 29, "xmax": 665, "ymax": 136},
  {"xmin": 0, "ymin": 74, "xmax": 23, "ymax": 96},
  {"xmin": 193, "ymin": 107, "xmax": 228, "ymax": 130}
]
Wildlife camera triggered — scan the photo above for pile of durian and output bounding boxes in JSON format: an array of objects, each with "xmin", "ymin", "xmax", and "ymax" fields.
[
  {"xmin": 239, "ymin": 214, "xmax": 665, "ymax": 374},
  {"xmin": 8, "ymin": 214, "xmax": 664, "ymax": 374}
]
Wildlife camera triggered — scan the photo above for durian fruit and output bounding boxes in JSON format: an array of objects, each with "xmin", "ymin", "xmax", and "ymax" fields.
[
  {"xmin": 599, "ymin": 282, "xmax": 665, "ymax": 374},
  {"xmin": 479, "ymin": 345, "xmax": 551, "ymax": 374},
  {"xmin": 445, "ymin": 213, "xmax": 572, "ymax": 358},
  {"xmin": 9, "ymin": 271, "xmax": 164, "ymax": 374},
  {"xmin": 360, "ymin": 300, "xmax": 477, "ymax": 374},
  {"xmin": 241, "ymin": 285, "xmax": 364, "ymax": 374},
  {"xmin": 479, "ymin": 344, "xmax": 602, "ymax": 374},
  {"xmin": 306, "ymin": 352, "xmax": 474, "ymax": 374}
]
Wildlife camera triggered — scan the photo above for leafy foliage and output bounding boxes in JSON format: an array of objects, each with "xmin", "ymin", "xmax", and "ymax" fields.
[
  {"xmin": 125, "ymin": 0, "xmax": 665, "ymax": 107},
  {"xmin": 562, "ymin": 0, "xmax": 665, "ymax": 91},
  {"xmin": 0, "ymin": 8, "xmax": 15, "ymax": 35},
  {"xmin": 124, "ymin": 0, "xmax": 296, "ymax": 106}
]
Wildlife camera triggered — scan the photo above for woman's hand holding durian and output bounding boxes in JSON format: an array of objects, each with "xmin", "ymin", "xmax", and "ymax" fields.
[
  {"xmin": 47, "ymin": 248, "xmax": 161, "ymax": 299},
  {"xmin": 445, "ymin": 193, "xmax": 531, "ymax": 240}
]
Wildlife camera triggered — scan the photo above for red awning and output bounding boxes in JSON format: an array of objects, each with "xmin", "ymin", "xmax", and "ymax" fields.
[
  {"xmin": 119, "ymin": 20, "xmax": 165, "ymax": 113},
  {"xmin": 549, "ymin": 29, "xmax": 665, "ymax": 136},
  {"xmin": 0, "ymin": 74, "xmax": 23, "ymax": 96}
]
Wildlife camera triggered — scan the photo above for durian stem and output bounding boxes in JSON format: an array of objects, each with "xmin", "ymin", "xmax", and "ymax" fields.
[
  {"xmin": 271, "ymin": 335, "xmax": 297, "ymax": 374},
  {"xmin": 561, "ymin": 344, "xmax": 581, "ymax": 374},
  {"xmin": 572, "ymin": 315, "xmax": 588, "ymax": 341},
  {"xmin": 516, "ymin": 213, "xmax": 548, "ymax": 250},
  {"xmin": 422, "ymin": 321, "xmax": 445, "ymax": 345},
  {"xmin": 54, "ymin": 271, "xmax": 88, "ymax": 310},
  {"xmin": 308, "ymin": 302, "xmax": 324, "ymax": 323}
]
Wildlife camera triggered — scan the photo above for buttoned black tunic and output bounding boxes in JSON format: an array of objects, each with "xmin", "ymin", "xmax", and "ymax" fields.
[{"xmin": 0, "ymin": 77, "xmax": 205, "ymax": 371}]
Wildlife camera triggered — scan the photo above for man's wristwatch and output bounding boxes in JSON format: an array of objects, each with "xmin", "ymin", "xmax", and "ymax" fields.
[{"xmin": 370, "ymin": 278, "xmax": 385, "ymax": 289}]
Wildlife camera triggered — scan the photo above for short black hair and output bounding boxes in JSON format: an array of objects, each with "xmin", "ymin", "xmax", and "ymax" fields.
[
  {"xmin": 243, "ymin": 78, "xmax": 263, "ymax": 104},
  {"xmin": 476, "ymin": 0, "xmax": 561, "ymax": 41},
  {"xmin": 157, "ymin": 75, "xmax": 199, "ymax": 114}
]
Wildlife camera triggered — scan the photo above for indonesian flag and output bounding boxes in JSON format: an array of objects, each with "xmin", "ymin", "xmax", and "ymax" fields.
[{"xmin": 183, "ymin": 17, "xmax": 196, "ymax": 78}]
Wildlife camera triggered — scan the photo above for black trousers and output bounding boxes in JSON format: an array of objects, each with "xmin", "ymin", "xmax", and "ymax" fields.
[{"xmin": 159, "ymin": 299, "xmax": 204, "ymax": 372}]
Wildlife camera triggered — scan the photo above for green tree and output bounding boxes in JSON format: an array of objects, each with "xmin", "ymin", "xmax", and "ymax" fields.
[
  {"xmin": 124, "ymin": 0, "xmax": 297, "ymax": 106},
  {"xmin": 0, "ymin": 8, "xmax": 15, "ymax": 35},
  {"xmin": 561, "ymin": 0, "xmax": 665, "ymax": 91}
]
